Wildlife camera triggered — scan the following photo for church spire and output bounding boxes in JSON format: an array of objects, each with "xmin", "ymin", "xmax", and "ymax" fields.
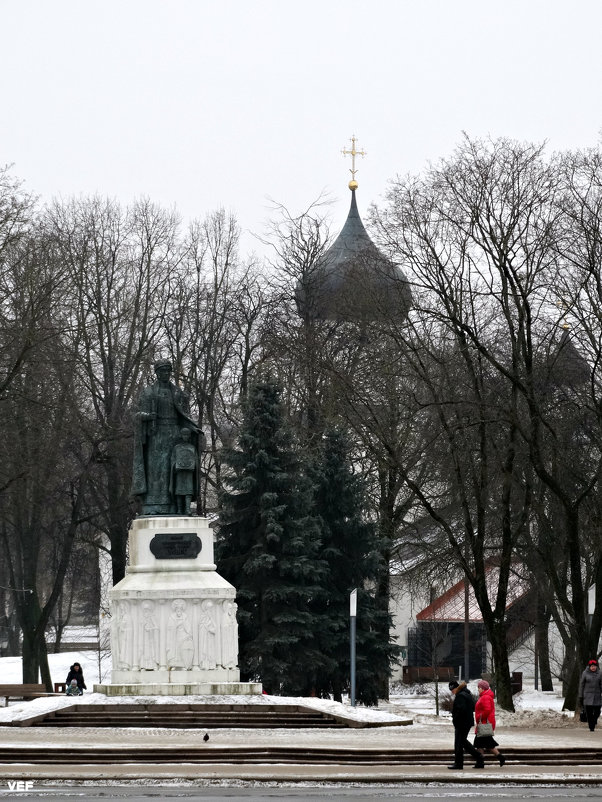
[{"xmin": 294, "ymin": 135, "xmax": 412, "ymax": 322}]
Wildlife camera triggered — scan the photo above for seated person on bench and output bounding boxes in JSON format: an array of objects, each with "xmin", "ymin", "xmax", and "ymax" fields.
[{"xmin": 65, "ymin": 662, "xmax": 86, "ymax": 694}]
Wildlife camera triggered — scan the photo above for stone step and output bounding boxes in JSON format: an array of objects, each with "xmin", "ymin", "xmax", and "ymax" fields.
[
  {"xmin": 31, "ymin": 703, "xmax": 350, "ymax": 729},
  {"xmin": 39, "ymin": 719, "xmax": 346, "ymax": 728},
  {"xmin": 0, "ymin": 746, "xmax": 600, "ymax": 765},
  {"xmin": 39, "ymin": 719, "xmax": 338, "ymax": 723}
]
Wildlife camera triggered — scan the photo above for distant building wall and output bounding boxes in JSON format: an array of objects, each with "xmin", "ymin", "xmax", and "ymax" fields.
[
  {"xmin": 389, "ymin": 574, "xmax": 428, "ymax": 681},
  {"xmin": 389, "ymin": 572, "xmax": 570, "ymax": 689}
]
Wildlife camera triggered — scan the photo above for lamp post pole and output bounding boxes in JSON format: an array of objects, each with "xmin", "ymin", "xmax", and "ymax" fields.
[
  {"xmin": 464, "ymin": 537, "xmax": 470, "ymax": 682},
  {"xmin": 350, "ymin": 588, "xmax": 357, "ymax": 707}
]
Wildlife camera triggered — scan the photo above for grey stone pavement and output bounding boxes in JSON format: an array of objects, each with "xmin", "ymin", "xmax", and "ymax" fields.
[{"xmin": 1, "ymin": 715, "xmax": 601, "ymax": 785}]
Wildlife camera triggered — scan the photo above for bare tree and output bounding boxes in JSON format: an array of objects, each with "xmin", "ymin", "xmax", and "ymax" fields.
[
  {"xmin": 0, "ymin": 225, "xmax": 98, "ymax": 686},
  {"xmin": 164, "ymin": 209, "xmax": 269, "ymax": 513},
  {"xmin": 45, "ymin": 196, "xmax": 181, "ymax": 583},
  {"xmin": 366, "ymin": 136, "xmax": 572, "ymax": 709}
]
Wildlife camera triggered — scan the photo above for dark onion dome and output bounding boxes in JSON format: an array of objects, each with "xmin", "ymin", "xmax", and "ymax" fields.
[
  {"xmin": 295, "ymin": 188, "xmax": 412, "ymax": 322},
  {"xmin": 544, "ymin": 328, "xmax": 590, "ymax": 389}
]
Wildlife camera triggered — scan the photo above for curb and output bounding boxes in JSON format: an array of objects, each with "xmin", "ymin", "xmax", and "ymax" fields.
[{"xmin": 1, "ymin": 766, "xmax": 602, "ymax": 785}]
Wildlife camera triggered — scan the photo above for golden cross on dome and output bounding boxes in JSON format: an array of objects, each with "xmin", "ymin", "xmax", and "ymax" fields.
[{"xmin": 341, "ymin": 135, "xmax": 366, "ymax": 190}]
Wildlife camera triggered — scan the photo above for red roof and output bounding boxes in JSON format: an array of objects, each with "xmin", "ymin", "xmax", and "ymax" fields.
[{"xmin": 416, "ymin": 566, "xmax": 529, "ymax": 623}]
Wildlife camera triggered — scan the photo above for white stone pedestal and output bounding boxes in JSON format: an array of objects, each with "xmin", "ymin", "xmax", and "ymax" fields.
[{"xmin": 94, "ymin": 516, "xmax": 261, "ymax": 697}]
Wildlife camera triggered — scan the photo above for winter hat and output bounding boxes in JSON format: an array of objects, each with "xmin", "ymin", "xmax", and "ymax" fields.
[
  {"xmin": 477, "ymin": 680, "xmax": 490, "ymax": 691},
  {"xmin": 589, "ymin": 659, "xmax": 598, "ymax": 666},
  {"xmin": 448, "ymin": 680, "xmax": 459, "ymax": 691}
]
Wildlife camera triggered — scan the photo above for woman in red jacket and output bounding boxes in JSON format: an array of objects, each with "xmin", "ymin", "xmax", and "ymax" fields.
[{"xmin": 474, "ymin": 680, "xmax": 505, "ymax": 767}]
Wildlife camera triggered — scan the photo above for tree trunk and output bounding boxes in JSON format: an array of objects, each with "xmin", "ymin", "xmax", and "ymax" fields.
[
  {"xmin": 488, "ymin": 619, "xmax": 515, "ymax": 711},
  {"xmin": 20, "ymin": 552, "xmax": 41, "ymax": 683},
  {"xmin": 105, "ymin": 455, "xmax": 130, "ymax": 586},
  {"xmin": 561, "ymin": 644, "xmax": 578, "ymax": 706},
  {"xmin": 535, "ymin": 599, "xmax": 553, "ymax": 691},
  {"xmin": 6, "ymin": 619, "xmax": 19, "ymax": 657},
  {"xmin": 19, "ymin": 594, "xmax": 52, "ymax": 689},
  {"xmin": 38, "ymin": 637, "xmax": 52, "ymax": 691},
  {"xmin": 21, "ymin": 632, "xmax": 39, "ymax": 684},
  {"xmin": 0, "ymin": 607, "xmax": 19, "ymax": 656},
  {"xmin": 53, "ymin": 620, "xmax": 66, "ymax": 653},
  {"xmin": 110, "ymin": 523, "xmax": 128, "ymax": 586},
  {"xmin": 563, "ymin": 658, "xmax": 581, "ymax": 711}
]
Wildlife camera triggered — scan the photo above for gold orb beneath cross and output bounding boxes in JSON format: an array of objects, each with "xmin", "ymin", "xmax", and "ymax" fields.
[{"xmin": 348, "ymin": 180, "xmax": 358, "ymax": 190}]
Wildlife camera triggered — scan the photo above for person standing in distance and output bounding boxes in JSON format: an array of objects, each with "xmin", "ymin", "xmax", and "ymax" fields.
[
  {"xmin": 579, "ymin": 659, "xmax": 602, "ymax": 731},
  {"xmin": 448, "ymin": 680, "xmax": 484, "ymax": 770}
]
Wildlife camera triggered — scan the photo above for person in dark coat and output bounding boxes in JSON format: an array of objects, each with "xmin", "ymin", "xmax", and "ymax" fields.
[
  {"xmin": 65, "ymin": 662, "xmax": 87, "ymax": 692},
  {"xmin": 448, "ymin": 680, "xmax": 484, "ymax": 770},
  {"xmin": 579, "ymin": 659, "xmax": 602, "ymax": 731}
]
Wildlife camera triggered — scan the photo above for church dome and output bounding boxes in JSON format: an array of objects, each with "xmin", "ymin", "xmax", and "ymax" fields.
[
  {"xmin": 295, "ymin": 187, "xmax": 412, "ymax": 322},
  {"xmin": 544, "ymin": 328, "xmax": 590, "ymax": 390}
]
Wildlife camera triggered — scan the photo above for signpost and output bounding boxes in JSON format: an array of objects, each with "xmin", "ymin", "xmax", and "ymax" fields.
[{"xmin": 350, "ymin": 588, "xmax": 357, "ymax": 707}]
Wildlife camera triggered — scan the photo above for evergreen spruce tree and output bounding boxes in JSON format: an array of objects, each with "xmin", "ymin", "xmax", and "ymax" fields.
[
  {"xmin": 311, "ymin": 428, "xmax": 400, "ymax": 705},
  {"xmin": 216, "ymin": 379, "xmax": 329, "ymax": 695}
]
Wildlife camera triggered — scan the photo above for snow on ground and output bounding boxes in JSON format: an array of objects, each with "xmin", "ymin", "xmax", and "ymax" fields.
[
  {"xmin": 0, "ymin": 653, "xmax": 405, "ymax": 725},
  {"xmin": 48, "ymin": 624, "xmax": 99, "ymax": 639},
  {"xmin": 0, "ymin": 653, "xmax": 578, "ymax": 730},
  {"xmin": 386, "ymin": 681, "xmax": 576, "ymax": 729},
  {"xmin": 1, "ymin": 649, "xmax": 109, "ymax": 687}
]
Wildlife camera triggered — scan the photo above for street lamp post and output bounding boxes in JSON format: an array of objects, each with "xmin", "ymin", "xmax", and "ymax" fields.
[{"xmin": 350, "ymin": 588, "xmax": 357, "ymax": 707}]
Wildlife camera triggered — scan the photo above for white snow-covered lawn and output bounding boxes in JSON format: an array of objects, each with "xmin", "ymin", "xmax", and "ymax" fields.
[
  {"xmin": 386, "ymin": 682, "xmax": 575, "ymax": 730},
  {"xmin": 0, "ymin": 649, "xmax": 107, "ymax": 689},
  {"xmin": 0, "ymin": 651, "xmax": 406, "ymax": 725},
  {"xmin": 0, "ymin": 653, "xmax": 576, "ymax": 730}
]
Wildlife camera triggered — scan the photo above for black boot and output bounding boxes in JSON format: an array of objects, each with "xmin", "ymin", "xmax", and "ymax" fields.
[{"xmin": 499, "ymin": 753, "xmax": 506, "ymax": 767}]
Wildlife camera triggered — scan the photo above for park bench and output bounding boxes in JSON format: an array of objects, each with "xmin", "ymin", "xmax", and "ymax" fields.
[{"xmin": 0, "ymin": 684, "xmax": 58, "ymax": 707}]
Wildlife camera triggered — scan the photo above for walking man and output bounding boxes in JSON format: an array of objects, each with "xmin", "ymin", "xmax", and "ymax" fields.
[{"xmin": 448, "ymin": 680, "xmax": 484, "ymax": 770}]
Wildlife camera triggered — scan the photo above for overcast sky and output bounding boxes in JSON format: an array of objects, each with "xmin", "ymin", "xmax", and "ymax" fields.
[{"xmin": 3, "ymin": 1, "xmax": 602, "ymax": 256}]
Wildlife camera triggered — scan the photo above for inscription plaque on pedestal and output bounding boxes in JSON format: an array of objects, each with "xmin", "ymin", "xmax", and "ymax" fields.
[{"xmin": 150, "ymin": 532, "xmax": 202, "ymax": 559}]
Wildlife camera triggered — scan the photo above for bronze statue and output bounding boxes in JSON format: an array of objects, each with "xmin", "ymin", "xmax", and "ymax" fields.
[{"xmin": 132, "ymin": 360, "xmax": 201, "ymax": 515}]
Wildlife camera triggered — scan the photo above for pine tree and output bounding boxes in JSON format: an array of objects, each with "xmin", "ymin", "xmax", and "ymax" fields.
[
  {"xmin": 310, "ymin": 428, "xmax": 400, "ymax": 704},
  {"xmin": 216, "ymin": 379, "xmax": 329, "ymax": 694}
]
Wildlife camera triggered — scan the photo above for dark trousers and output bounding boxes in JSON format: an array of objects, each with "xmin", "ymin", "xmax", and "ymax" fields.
[
  {"xmin": 586, "ymin": 705, "xmax": 601, "ymax": 731},
  {"xmin": 453, "ymin": 724, "xmax": 481, "ymax": 768}
]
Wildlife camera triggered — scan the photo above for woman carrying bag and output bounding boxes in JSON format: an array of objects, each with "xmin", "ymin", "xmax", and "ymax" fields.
[
  {"xmin": 473, "ymin": 679, "xmax": 505, "ymax": 767},
  {"xmin": 579, "ymin": 659, "xmax": 602, "ymax": 731}
]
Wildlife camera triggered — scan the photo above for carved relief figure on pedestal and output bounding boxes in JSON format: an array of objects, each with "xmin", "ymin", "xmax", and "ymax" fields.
[
  {"xmin": 166, "ymin": 598, "xmax": 194, "ymax": 669},
  {"xmin": 116, "ymin": 601, "xmax": 133, "ymax": 670},
  {"xmin": 221, "ymin": 600, "xmax": 238, "ymax": 669},
  {"xmin": 198, "ymin": 600, "xmax": 217, "ymax": 669},
  {"xmin": 140, "ymin": 601, "xmax": 160, "ymax": 670}
]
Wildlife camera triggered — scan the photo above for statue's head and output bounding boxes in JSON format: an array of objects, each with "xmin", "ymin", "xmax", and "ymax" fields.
[
  {"xmin": 180, "ymin": 427, "xmax": 192, "ymax": 442},
  {"xmin": 154, "ymin": 359, "xmax": 172, "ymax": 381}
]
